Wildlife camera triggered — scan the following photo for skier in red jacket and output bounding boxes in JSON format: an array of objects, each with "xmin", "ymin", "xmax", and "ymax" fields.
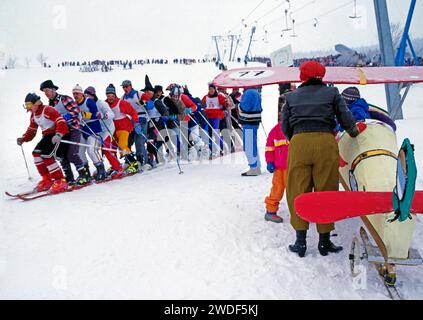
[{"xmin": 17, "ymin": 93, "xmax": 69, "ymax": 193}]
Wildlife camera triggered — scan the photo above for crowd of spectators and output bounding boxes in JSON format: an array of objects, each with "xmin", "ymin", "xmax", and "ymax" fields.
[{"xmin": 250, "ymin": 53, "xmax": 422, "ymax": 67}]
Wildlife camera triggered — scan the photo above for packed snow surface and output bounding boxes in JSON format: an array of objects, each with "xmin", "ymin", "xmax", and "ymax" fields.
[{"xmin": 0, "ymin": 62, "xmax": 422, "ymax": 299}]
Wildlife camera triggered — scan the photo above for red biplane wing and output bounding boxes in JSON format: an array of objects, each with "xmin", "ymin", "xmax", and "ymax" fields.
[{"xmin": 212, "ymin": 66, "xmax": 423, "ymax": 89}]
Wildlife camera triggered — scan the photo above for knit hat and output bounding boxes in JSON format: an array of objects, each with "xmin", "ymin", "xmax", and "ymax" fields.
[
  {"xmin": 341, "ymin": 87, "xmax": 361, "ymax": 105},
  {"xmin": 209, "ymin": 83, "xmax": 217, "ymax": 90},
  {"xmin": 299, "ymin": 61, "xmax": 326, "ymax": 82},
  {"xmin": 40, "ymin": 80, "xmax": 59, "ymax": 91},
  {"xmin": 106, "ymin": 84, "xmax": 117, "ymax": 95},
  {"xmin": 84, "ymin": 86, "xmax": 96, "ymax": 96},
  {"xmin": 72, "ymin": 84, "xmax": 84, "ymax": 95}
]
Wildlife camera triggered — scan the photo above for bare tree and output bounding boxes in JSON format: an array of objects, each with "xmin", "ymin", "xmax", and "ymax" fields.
[
  {"xmin": 391, "ymin": 23, "xmax": 404, "ymax": 51},
  {"xmin": 25, "ymin": 56, "xmax": 32, "ymax": 68},
  {"xmin": 6, "ymin": 55, "xmax": 17, "ymax": 69},
  {"xmin": 36, "ymin": 53, "xmax": 48, "ymax": 67}
]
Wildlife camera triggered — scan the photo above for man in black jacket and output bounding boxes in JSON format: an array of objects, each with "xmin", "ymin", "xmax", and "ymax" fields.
[{"xmin": 282, "ymin": 61, "xmax": 366, "ymax": 258}]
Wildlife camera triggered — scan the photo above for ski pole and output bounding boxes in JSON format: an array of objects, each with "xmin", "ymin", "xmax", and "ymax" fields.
[
  {"xmin": 99, "ymin": 118, "xmax": 120, "ymax": 149},
  {"xmin": 163, "ymin": 122, "xmax": 184, "ymax": 174},
  {"xmin": 60, "ymin": 139, "xmax": 122, "ymax": 153},
  {"xmin": 261, "ymin": 122, "xmax": 268, "ymax": 139},
  {"xmin": 79, "ymin": 119, "xmax": 105, "ymax": 161},
  {"xmin": 187, "ymin": 114, "xmax": 222, "ymax": 151},
  {"xmin": 228, "ymin": 114, "xmax": 244, "ymax": 148},
  {"xmin": 230, "ymin": 114, "xmax": 241, "ymax": 127},
  {"xmin": 149, "ymin": 117, "xmax": 174, "ymax": 154},
  {"xmin": 20, "ymin": 145, "xmax": 33, "ymax": 181},
  {"xmin": 172, "ymin": 120, "xmax": 191, "ymax": 154},
  {"xmin": 197, "ymin": 112, "xmax": 224, "ymax": 153}
]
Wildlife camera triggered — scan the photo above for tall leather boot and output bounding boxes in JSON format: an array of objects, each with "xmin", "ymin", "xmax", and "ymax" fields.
[
  {"xmin": 318, "ymin": 233, "xmax": 343, "ymax": 256},
  {"xmin": 289, "ymin": 230, "xmax": 307, "ymax": 258}
]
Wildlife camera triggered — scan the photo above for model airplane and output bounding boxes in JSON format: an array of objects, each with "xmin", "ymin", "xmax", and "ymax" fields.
[{"xmin": 213, "ymin": 65, "xmax": 423, "ymax": 300}]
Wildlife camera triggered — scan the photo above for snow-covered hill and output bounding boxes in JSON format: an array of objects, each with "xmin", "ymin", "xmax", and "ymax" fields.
[{"xmin": 0, "ymin": 63, "xmax": 422, "ymax": 299}]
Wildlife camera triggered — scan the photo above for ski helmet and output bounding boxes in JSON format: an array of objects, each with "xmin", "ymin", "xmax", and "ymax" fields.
[{"xmin": 170, "ymin": 85, "xmax": 182, "ymax": 98}]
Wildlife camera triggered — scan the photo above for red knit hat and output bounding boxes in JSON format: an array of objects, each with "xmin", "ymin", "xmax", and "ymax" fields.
[{"xmin": 299, "ymin": 61, "xmax": 326, "ymax": 82}]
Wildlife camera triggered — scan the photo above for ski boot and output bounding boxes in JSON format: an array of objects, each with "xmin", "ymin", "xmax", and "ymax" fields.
[
  {"xmin": 147, "ymin": 157, "xmax": 157, "ymax": 169},
  {"xmin": 289, "ymin": 230, "xmax": 307, "ymax": 258},
  {"xmin": 76, "ymin": 166, "xmax": 91, "ymax": 186},
  {"xmin": 126, "ymin": 162, "xmax": 139, "ymax": 174},
  {"xmin": 94, "ymin": 163, "xmax": 107, "ymax": 182},
  {"xmin": 141, "ymin": 162, "xmax": 153, "ymax": 171},
  {"xmin": 106, "ymin": 167, "xmax": 115, "ymax": 177},
  {"xmin": 36, "ymin": 175, "xmax": 53, "ymax": 192},
  {"xmin": 318, "ymin": 233, "xmax": 343, "ymax": 256},
  {"xmin": 50, "ymin": 179, "xmax": 68, "ymax": 194},
  {"xmin": 241, "ymin": 167, "xmax": 261, "ymax": 177},
  {"xmin": 110, "ymin": 169, "xmax": 124, "ymax": 179},
  {"xmin": 265, "ymin": 212, "xmax": 283, "ymax": 223},
  {"xmin": 63, "ymin": 167, "xmax": 75, "ymax": 185},
  {"xmin": 156, "ymin": 150, "xmax": 166, "ymax": 165},
  {"xmin": 209, "ymin": 151, "xmax": 220, "ymax": 160},
  {"xmin": 124, "ymin": 153, "xmax": 140, "ymax": 174},
  {"xmin": 200, "ymin": 147, "xmax": 210, "ymax": 161}
]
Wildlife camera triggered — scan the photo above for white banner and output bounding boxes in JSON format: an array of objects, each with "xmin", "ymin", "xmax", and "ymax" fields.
[{"xmin": 270, "ymin": 45, "xmax": 294, "ymax": 67}]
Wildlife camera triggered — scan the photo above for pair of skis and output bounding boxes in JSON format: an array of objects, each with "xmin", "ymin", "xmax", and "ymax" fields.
[{"xmin": 5, "ymin": 171, "xmax": 138, "ymax": 201}]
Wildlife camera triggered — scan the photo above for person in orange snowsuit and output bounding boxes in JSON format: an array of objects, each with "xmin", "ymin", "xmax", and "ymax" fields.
[{"xmin": 264, "ymin": 123, "xmax": 289, "ymax": 223}]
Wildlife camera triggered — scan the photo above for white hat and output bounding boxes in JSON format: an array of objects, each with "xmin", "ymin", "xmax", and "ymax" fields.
[{"xmin": 72, "ymin": 84, "xmax": 84, "ymax": 94}]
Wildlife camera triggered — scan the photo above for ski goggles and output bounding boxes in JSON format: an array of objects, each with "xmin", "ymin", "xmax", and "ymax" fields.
[{"xmin": 23, "ymin": 102, "xmax": 34, "ymax": 110}]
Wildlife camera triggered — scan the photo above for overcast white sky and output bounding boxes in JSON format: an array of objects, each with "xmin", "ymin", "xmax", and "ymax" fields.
[{"xmin": 1, "ymin": 0, "xmax": 422, "ymax": 63}]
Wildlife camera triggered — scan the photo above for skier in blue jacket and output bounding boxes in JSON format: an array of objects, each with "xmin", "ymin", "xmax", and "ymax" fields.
[
  {"xmin": 72, "ymin": 84, "xmax": 107, "ymax": 181},
  {"xmin": 239, "ymin": 88, "xmax": 263, "ymax": 176}
]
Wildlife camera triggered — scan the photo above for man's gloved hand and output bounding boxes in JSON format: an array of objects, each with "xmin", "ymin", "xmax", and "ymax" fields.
[
  {"xmin": 134, "ymin": 123, "xmax": 143, "ymax": 136},
  {"xmin": 52, "ymin": 133, "xmax": 63, "ymax": 145},
  {"xmin": 169, "ymin": 115, "xmax": 177, "ymax": 121},
  {"xmin": 145, "ymin": 100, "xmax": 155, "ymax": 111},
  {"xmin": 185, "ymin": 108, "xmax": 193, "ymax": 115},
  {"xmin": 267, "ymin": 162, "xmax": 275, "ymax": 174},
  {"xmin": 356, "ymin": 122, "xmax": 367, "ymax": 135},
  {"xmin": 63, "ymin": 114, "xmax": 73, "ymax": 122},
  {"xmin": 17, "ymin": 137, "xmax": 24, "ymax": 146},
  {"xmin": 82, "ymin": 111, "xmax": 92, "ymax": 120}
]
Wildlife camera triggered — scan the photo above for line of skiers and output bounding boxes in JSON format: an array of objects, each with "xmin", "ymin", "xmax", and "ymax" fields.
[
  {"xmin": 17, "ymin": 77, "xmax": 248, "ymax": 194},
  {"xmin": 17, "ymin": 61, "xmax": 382, "ymax": 260}
]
